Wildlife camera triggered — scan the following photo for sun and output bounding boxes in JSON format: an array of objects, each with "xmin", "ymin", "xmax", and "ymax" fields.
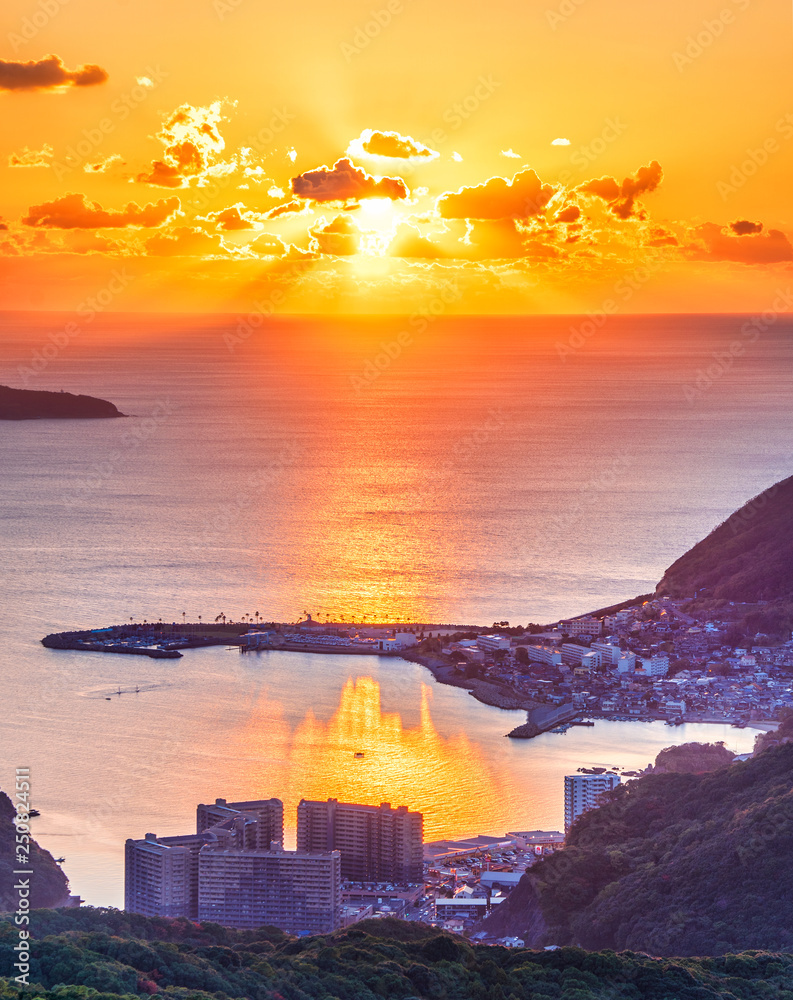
[
  {"xmin": 359, "ymin": 198, "xmax": 398, "ymax": 232},
  {"xmin": 357, "ymin": 198, "xmax": 401, "ymax": 255}
]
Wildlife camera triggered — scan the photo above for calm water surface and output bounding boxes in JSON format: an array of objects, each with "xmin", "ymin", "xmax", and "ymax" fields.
[{"xmin": 0, "ymin": 313, "xmax": 787, "ymax": 904}]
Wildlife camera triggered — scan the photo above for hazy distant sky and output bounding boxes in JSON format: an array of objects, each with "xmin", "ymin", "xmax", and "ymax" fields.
[{"xmin": 2, "ymin": 0, "xmax": 792, "ymax": 313}]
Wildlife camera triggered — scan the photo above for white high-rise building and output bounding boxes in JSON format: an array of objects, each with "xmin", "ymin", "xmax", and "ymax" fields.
[{"xmin": 564, "ymin": 773, "xmax": 621, "ymax": 831}]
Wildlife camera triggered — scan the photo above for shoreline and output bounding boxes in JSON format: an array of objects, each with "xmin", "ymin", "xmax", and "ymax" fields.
[{"xmin": 40, "ymin": 625, "xmax": 780, "ymax": 739}]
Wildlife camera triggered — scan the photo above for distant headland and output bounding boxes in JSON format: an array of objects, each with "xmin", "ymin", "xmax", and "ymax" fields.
[{"xmin": 0, "ymin": 384, "xmax": 126, "ymax": 420}]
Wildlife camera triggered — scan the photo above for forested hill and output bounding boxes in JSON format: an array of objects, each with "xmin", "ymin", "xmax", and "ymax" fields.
[
  {"xmin": 0, "ymin": 792, "xmax": 69, "ymax": 911},
  {"xmin": 656, "ymin": 474, "xmax": 793, "ymax": 601},
  {"xmin": 485, "ymin": 742, "xmax": 793, "ymax": 956},
  {"xmin": 2, "ymin": 910, "xmax": 793, "ymax": 1000}
]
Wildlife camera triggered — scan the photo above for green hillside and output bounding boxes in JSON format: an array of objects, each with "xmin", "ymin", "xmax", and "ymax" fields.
[
  {"xmin": 656, "ymin": 474, "xmax": 793, "ymax": 601},
  {"xmin": 487, "ymin": 743, "xmax": 793, "ymax": 956},
  {"xmin": 0, "ymin": 792, "xmax": 69, "ymax": 911},
  {"xmin": 2, "ymin": 910, "xmax": 793, "ymax": 1000}
]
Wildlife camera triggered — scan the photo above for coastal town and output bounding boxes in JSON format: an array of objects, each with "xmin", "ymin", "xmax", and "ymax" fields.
[
  {"xmin": 124, "ymin": 792, "xmax": 578, "ymax": 945},
  {"xmin": 44, "ymin": 594, "xmax": 793, "ymax": 734}
]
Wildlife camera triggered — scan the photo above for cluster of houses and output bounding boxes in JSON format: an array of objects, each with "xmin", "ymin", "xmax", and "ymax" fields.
[{"xmin": 442, "ymin": 598, "xmax": 793, "ymax": 725}]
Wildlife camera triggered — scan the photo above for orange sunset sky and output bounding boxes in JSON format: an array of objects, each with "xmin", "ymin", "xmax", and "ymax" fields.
[{"xmin": 1, "ymin": 0, "xmax": 792, "ymax": 314}]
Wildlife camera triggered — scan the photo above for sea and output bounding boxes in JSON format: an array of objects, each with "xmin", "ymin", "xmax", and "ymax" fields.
[{"xmin": 1, "ymin": 311, "xmax": 790, "ymax": 906}]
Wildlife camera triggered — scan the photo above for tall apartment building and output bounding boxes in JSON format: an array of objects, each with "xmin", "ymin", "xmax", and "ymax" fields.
[
  {"xmin": 126, "ymin": 798, "xmax": 285, "ymax": 921},
  {"xmin": 198, "ymin": 846, "xmax": 341, "ymax": 934},
  {"xmin": 196, "ymin": 797, "xmax": 284, "ymax": 849},
  {"xmin": 125, "ymin": 832, "xmax": 209, "ymax": 918},
  {"xmin": 297, "ymin": 799, "xmax": 423, "ymax": 882},
  {"xmin": 564, "ymin": 773, "xmax": 621, "ymax": 832}
]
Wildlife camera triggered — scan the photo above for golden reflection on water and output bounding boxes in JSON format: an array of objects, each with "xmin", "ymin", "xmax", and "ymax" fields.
[{"xmin": 239, "ymin": 674, "xmax": 512, "ymax": 844}]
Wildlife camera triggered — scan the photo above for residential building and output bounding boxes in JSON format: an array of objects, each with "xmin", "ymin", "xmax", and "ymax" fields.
[
  {"xmin": 616, "ymin": 653, "xmax": 637, "ymax": 673},
  {"xmin": 198, "ymin": 845, "xmax": 341, "ymax": 934},
  {"xmin": 591, "ymin": 642, "xmax": 623, "ymax": 665},
  {"xmin": 196, "ymin": 797, "xmax": 284, "ymax": 849},
  {"xmin": 604, "ymin": 609, "xmax": 635, "ymax": 629},
  {"xmin": 524, "ymin": 645, "xmax": 563, "ymax": 666},
  {"xmin": 125, "ymin": 832, "xmax": 209, "ymax": 919},
  {"xmin": 560, "ymin": 617, "xmax": 603, "ymax": 637},
  {"xmin": 638, "ymin": 654, "xmax": 670, "ymax": 677},
  {"xmin": 564, "ymin": 773, "xmax": 621, "ymax": 831},
  {"xmin": 477, "ymin": 634, "xmax": 511, "ymax": 653},
  {"xmin": 561, "ymin": 643, "xmax": 593, "ymax": 665},
  {"xmin": 297, "ymin": 798, "xmax": 423, "ymax": 881}
]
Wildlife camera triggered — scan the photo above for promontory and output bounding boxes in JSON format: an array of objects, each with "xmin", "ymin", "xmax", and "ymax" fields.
[{"xmin": 0, "ymin": 384, "xmax": 125, "ymax": 420}]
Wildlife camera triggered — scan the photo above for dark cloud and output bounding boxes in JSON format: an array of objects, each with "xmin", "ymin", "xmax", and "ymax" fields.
[
  {"xmin": 0, "ymin": 54, "xmax": 107, "ymax": 92},
  {"xmin": 202, "ymin": 204, "xmax": 263, "ymax": 231},
  {"xmin": 310, "ymin": 214, "xmax": 361, "ymax": 255},
  {"xmin": 291, "ymin": 157, "xmax": 408, "ymax": 203},
  {"xmin": 578, "ymin": 161, "xmax": 663, "ymax": 219},
  {"xmin": 730, "ymin": 219, "xmax": 763, "ymax": 236},
  {"xmin": 23, "ymin": 192, "xmax": 180, "ymax": 229},
  {"xmin": 578, "ymin": 176, "xmax": 620, "ymax": 202},
  {"xmin": 357, "ymin": 129, "xmax": 438, "ymax": 160},
  {"xmin": 694, "ymin": 222, "xmax": 793, "ymax": 264},
  {"xmin": 554, "ymin": 204, "xmax": 581, "ymax": 223},
  {"xmin": 437, "ymin": 168, "xmax": 555, "ymax": 220},
  {"xmin": 137, "ymin": 161, "xmax": 185, "ymax": 188}
]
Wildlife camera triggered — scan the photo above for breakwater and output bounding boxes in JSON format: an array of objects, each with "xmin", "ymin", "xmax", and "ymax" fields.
[{"xmin": 40, "ymin": 628, "xmax": 233, "ymax": 659}]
